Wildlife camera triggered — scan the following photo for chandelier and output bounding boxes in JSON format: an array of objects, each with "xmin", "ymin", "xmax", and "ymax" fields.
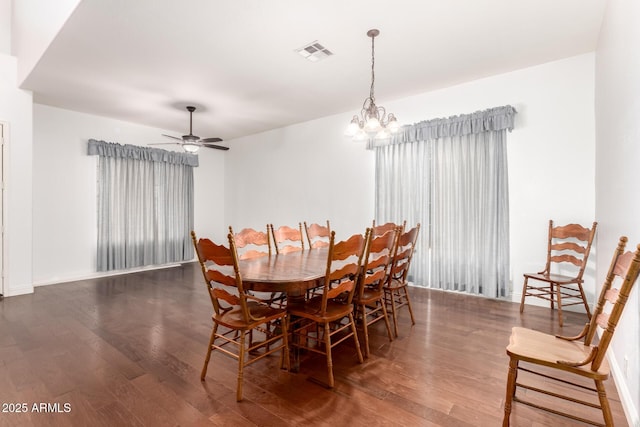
[{"xmin": 345, "ymin": 29, "xmax": 399, "ymax": 141}]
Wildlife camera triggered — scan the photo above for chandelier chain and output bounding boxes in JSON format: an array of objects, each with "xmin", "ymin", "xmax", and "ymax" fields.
[{"xmin": 370, "ymin": 34, "xmax": 376, "ymax": 101}]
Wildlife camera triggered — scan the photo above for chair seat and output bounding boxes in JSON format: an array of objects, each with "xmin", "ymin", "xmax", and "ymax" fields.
[
  {"xmin": 506, "ymin": 327, "xmax": 609, "ymax": 380},
  {"xmin": 523, "ymin": 272, "xmax": 582, "ymax": 285},
  {"xmin": 385, "ymin": 278, "xmax": 408, "ymax": 290},
  {"xmin": 288, "ymin": 296, "xmax": 354, "ymax": 323},
  {"xmin": 355, "ymin": 288, "xmax": 384, "ymax": 305},
  {"xmin": 214, "ymin": 302, "xmax": 286, "ymax": 330}
]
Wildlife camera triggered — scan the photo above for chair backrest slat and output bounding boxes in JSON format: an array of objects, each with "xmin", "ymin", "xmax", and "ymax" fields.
[
  {"xmin": 550, "ymin": 242, "xmax": 587, "ymax": 254},
  {"xmin": 304, "ymin": 220, "xmax": 331, "ymax": 249},
  {"xmin": 549, "ymin": 254, "xmax": 582, "ymax": 267},
  {"xmin": 372, "ymin": 220, "xmax": 406, "ymax": 237},
  {"xmin": 270, "ymin": 223, "xmax": 305, "ymax": 254},
  {"xmin": 551, "ymin": 223, "xmax": 593, "ymax": 241}
]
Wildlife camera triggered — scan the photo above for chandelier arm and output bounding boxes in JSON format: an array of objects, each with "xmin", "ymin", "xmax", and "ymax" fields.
[{"xmin": 377, "ymin": 105, "xmax": 387, "ymax": 126}]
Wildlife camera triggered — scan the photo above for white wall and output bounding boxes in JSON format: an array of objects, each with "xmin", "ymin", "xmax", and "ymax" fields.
[
  {"xmin": 32, "ymin": 104, "xmax": 225, "ymax": 285},
  {"xmin": 225, "ymin": 53, "xmax": 597, "ymax": 302},
  {"xmin": 224, "ymin": 113, "xmax": 375, "ymax": 240},
  {"xmin": 595, "ymin": 0, "xmax": 640, "ymax": 424},
  {"xmin": 0, "ymin": 0, "xmax": 11, "ymax": 54},
  {"xmin": 0, "ymin": 53, "xmax": 33, "ymax": 296}
]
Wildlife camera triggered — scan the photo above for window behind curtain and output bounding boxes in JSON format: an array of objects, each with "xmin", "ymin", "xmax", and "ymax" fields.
[
  {"xmin": 88, "ymin": 139, "xmax": 197, "ymax": 272},
  {"xmin": 373, "ymin": 106, "xmax": 515, "ymax": 298}
]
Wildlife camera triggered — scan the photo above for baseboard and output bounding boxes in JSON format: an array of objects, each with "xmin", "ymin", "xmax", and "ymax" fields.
[
  {"xmin": 32, "ymin": 262, "xmax": 186, "ymax": 288},
  {"xmin": 4, "ymin": 284, "xmax": 34, "ymax": 297},
  {"xmin": 608, "ymin": 348, "xmax": 640, "ymax": 427}
]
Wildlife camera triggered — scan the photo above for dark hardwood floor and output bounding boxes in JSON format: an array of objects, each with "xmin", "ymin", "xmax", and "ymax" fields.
[{"xmin": 0, "ymin": 263, "xmax": 628, "ymax": 426}]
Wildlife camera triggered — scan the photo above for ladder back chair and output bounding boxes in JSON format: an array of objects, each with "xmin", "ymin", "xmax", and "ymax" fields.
[
  {"xmin": 230, "ymin": 225, "xmax": 284, "ymax": 307},
  {"xmin": 384, "ymin": 223, "xmax": 420, "ymax": 337},
  {"xmin": 288, "ymin": 231, "xmax": 365, "ymax": 387},
  {"xmin": 503, "ymin": 236, "xmax": 640, "ymax": 426},
  {"xmin": 520, "ymin": 220, "xmax": 597, "ymax": 326},
  {"xmin": 191, "ymin": 231, "xmax": 290, "ymax": 401},
  {"xmin": 269, "ymin": 223, "xmax": 305, "ymax": 254},
  {"xmin": 372, "ymin": 219, "xmax": 406, "ymax": 237},
  {"xmin": 354, "ymin": 228, "xmax": 397, "ymax": 358},
  {"xmin": 229, "ymin": 226, "xmax": 271, "ymax": 260},
  {"xmin": 304, "ymin": 220, "xmax": 331, "ymax": 249}
]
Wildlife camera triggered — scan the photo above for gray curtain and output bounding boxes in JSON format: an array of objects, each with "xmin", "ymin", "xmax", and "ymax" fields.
[
  {"xmin": 373, "ymin": 105, "xmax": 515, "ymax": 298},
  {"xmin": 88, "ymin": 139, "xmax": 197, "ymax": 271}
]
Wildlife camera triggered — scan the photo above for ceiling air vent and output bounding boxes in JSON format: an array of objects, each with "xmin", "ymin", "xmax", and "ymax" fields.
[{"xmin": 295, "ymin": 41, "xmax": 333, "ymax": 62}]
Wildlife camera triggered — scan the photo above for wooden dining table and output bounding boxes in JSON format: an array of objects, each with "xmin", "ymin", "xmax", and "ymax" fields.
[
  {"xmin": 237, "ymin": 248, "xmax": 330, "ymax": 371},
  {"xmin": 238, "ymin": 247, "xmax": 328, "ymax": 302}
]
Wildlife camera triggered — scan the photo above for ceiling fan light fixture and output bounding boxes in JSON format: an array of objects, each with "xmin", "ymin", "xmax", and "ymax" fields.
[
  {"xmin": 347, "ymin": 29, "xmax": 399, "ymax": 142},
  {"xmin": 182, "ymin": 142, "xmax": 200, "ymax": 153}
]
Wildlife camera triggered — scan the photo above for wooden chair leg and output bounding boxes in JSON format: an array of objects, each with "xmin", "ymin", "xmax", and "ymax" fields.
[
  {"xmin": 402, "ymin": 286, "xmax": 416, "ymax": 325},
  {"xmin": 359, "ymin": 305, "xmax": 370, "ymax": 358},
  {"xmin": 503, "ymin": 357, "xmax": 519, "ymax": 427},
  {"xmin": 349, "ymin": 313, "xmax": 364, "ymax": 364},
  {"xmin": 381, "ymin": 301, "xmax": 394, "ymax": 342},
  {"xmin": 324, "ymin": 322, "xmax": 334, "ymax": 388},
  {"xmin": 595, "ymin": 379, "xmax": 613, "ymax": 426},
  {"xmin": 556, "ymin": 283, "xmax": 564, "ymax": 327},
  {"xmin": 577, "ymin": 283, "xmax": 592, "ymax": 318},
  {"xmin": 201, "ymin": 323, "xmax": 218, "ymax": 380},
  {"xmin": 237, "ymin": 331, "xmax": 246, "ymax": 402},
  {"xmin": 387, "ymin": 289, "xmax": 400, "ymax": 337},
  {"xmin": 550, "ymin": 282, "xmax": 555, "ymax": 310},
  {"xmin": 281, "ymin": 316, "xmax": 291, "ymax": 372},
  {"xmin": 519, "ymin": 277, "xmax": 529, "ymax": 313}
]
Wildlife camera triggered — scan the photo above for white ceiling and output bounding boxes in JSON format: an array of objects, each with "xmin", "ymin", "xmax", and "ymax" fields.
[{"xmin": 21, "ymin": 0, "xmax": 607, "ymax": 143}]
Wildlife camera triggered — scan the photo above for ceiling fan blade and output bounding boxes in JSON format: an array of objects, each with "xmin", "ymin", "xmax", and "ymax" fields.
[
  {"xmin": 162, "ymin": 134, "xmax": 183, "ymax": 141},
  {"xmin": 203, "ymin": 143, "xmax": 229, "ymax": 151},
  {"xmin": 201, "ymin": 137, "xmax": 223, "ymax": 143},
  {"xmin": 149, "ymin": 142, "xmax": 181, "ymax": 146}
]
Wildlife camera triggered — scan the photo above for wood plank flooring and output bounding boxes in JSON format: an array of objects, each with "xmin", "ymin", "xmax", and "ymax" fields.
[{"xmin": 0, "ymin": 263, "xmax": 628, "ymax": 426}]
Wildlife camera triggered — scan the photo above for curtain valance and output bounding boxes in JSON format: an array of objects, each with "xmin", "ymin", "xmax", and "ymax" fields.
[
  {"xmin": 88, "ymin": 139, "xmax": 199, "ymax": 167},
  {"xmin": 368, "ymin": 105, "xmax": 516, "ymax": 149}
]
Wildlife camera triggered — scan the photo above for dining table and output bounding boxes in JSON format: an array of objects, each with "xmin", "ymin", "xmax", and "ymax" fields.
[
  {"xmin": 237, "ymin": 247, "xmax": 330, "ymax": 371},
  {"xmin": 238, "ymin": 247, "xmax": 329, "ymax": 302}
]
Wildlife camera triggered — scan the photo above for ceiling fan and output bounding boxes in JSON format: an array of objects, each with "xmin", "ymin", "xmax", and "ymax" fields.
[{"xmin": 150, "ymin": 106, "xmax": 228, "ymax": 152}]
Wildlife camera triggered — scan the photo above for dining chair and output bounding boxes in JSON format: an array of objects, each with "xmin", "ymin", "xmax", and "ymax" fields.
[
  {"xmin": 269, "ymin": 223, "xmax": 305, "ymax": 254},
  {"xmin": 304, "ymin": 220, "xmax": 331, "ymax": 249},
  {"xmin": 372, "ymin": 219, "xmax": 406, "ymax": 237},
  {"xmin": 354, "ymin": 228, "xmax": 397, "ymax": 358},
  {"xmin": 288, "ymin": 231, "xmax": 365, "ymax": 388},
  {"xmin": 230, "ymin": 225, "xmax": 285, "ymax": 307},
  {"xmin": 384, "ymin": 223, "xmax": 420, "ymax": 337},
  {"xmin": 229, "ymin": 225, "xmax": 272, "ymax": 260},
  {"xmin": 520, "ymin": 220, "xmax": 597, "ymax": 327},
  {"xmin": 191, "ymin": 231, "xmax": 290, "ymax": 401},
  {"xmin": 503, "ymin": 236, "xmax": 640, "ymax": 427}
]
